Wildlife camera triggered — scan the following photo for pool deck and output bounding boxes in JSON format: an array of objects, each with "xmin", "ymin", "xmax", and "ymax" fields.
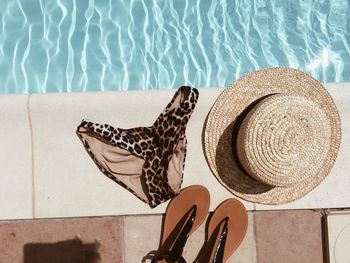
[
  {"xmin": 1, "ymin": 209, "xmax": 347, "ymax": 262},
  {"xmin": 0, "ymin": 84, "xmax": 349, "ymax": 261}
]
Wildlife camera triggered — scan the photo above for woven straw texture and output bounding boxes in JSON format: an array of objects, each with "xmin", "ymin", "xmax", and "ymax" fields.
[
  {"xmin": 237, "ymin": 94, "xmax": 331, "ymax": 187},
  {"xmin": 204, "ymin": 67, "xmax": 341, "ymax": 204}
]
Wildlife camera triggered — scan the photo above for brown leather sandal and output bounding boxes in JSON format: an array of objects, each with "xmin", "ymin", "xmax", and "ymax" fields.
[
  {"xmin": 152, "ymin": 185, "xmax": 210, "ymax": 263},
  {"xmin": 194, "ymin": 199, "xmax": 248, "ymax": 263}
]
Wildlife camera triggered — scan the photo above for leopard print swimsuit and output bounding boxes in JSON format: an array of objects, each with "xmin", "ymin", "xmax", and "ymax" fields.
[{"xmin": 76, "ymin": 86, "xmax": 199, "ymax": 208}]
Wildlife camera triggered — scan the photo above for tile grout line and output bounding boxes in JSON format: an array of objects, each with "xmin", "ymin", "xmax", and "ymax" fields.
[{"xmin": 27, "ymin": 94, "xmax": 36, "ymax": 219}]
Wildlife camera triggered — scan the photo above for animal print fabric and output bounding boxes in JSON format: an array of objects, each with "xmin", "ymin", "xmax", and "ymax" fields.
[{"xmin": 76, "ymin": 86, "xmax": 199, "ymax": 208}]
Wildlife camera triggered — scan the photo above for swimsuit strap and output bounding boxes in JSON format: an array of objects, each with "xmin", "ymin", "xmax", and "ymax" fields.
[
  {"xmin": 153, "ymin": 86, "xmax": 199, "ymax": 136},
  {"xmin": 144, "ymin": 86, "xmax": 199, "ymax": 207}
]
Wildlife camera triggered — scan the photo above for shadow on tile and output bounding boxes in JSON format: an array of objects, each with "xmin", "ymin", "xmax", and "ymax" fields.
[{"xmin": 23, "ymin": 238, "xmax": 101, "ymax": 263}]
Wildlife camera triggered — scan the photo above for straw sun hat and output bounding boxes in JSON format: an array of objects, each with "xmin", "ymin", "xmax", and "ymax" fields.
[{"xmin": 204, "ymin": 67, "xmax": 341, "ymax": 205}]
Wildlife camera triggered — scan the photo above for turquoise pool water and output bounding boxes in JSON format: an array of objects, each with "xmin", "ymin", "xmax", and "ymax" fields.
[{"xmin": 0, "ymin": 0, "xmax": 349, "ymax": 94}]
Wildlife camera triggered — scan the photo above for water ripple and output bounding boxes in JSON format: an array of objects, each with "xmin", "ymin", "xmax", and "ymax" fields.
[{"xmin": 0, "ymin": 0, "xmax": 349, "ymax": 94}]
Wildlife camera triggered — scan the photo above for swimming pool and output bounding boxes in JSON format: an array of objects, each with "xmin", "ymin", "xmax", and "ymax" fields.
[{"xmin": 0, "ymin": 0, "xmax": 349, "ymax": 94}]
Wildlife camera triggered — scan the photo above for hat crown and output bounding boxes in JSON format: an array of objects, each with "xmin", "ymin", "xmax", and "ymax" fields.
[{"xmin": 237, "ymin": 93, "xmax": 332, "ymax": 187}]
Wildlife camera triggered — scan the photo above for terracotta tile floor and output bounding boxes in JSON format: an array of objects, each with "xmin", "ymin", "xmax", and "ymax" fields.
[
  {"xmin": 0, "ymin": 217, "xmax": 124, "ymax": 262},
  {"xmin": 0, "ymin": 210, "xmax": 327, "ymax": 262},
  {"xmin": 254, "ymin": 210, "xmax": 324, "ymax": 263}
]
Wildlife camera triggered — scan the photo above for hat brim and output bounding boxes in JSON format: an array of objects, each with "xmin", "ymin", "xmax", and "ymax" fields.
[{"xmin": 203, "ymin": 67, "xmax": 341, "ymax": 204}]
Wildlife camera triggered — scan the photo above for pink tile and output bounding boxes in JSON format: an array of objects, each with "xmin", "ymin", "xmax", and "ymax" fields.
[
  {"xmin": 255, "ymin": 210, "xmax": 323, "ymax": 263},
  {"xmin": 0, "ymin": 217, "xmax": 123, "ymax": 262}
]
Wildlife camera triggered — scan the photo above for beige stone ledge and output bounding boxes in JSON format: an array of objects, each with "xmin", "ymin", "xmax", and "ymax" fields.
[
  {"xmin": 0, "ymin": 83, "xmax": 349, "ymax": 220},
  {"xmin": 0, "ymin": 94, "xmax": 32, "ymax": 220},
  {"xmin": 28, "ymin": 88, "xmax": 253, "ymax": 218}
]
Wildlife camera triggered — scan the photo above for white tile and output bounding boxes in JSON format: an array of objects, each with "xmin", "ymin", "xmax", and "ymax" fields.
[
  {"xmin": 327, "ymin": 212, "xmax": 350, "ymax": 263},
  {"xmin": 30, "ymin": 88, "xmax": 253, "ymax": 219},
  {"xmin": 30, "ymin": 91, "xmax": 170, "ymax": 218},
  {"xmin": 226, "ymin": 213, "xmax": 257, "ymax": 263},
  {"xmin": 123, "ymin": 213, "xmax": 256, "ymax": 263},
  {"xmin": 123, "ymin": 215, "xmax": 162, "ymax": 263},
  {"xmin": 30, "ymin": 82, "xmax": 350, "ymax": 218},
  {"xmin": 181, "ymin": 213, "xmax": 257, "ymax": 262},
  {"xmin": 256, "ymin": 84, "xmax": 350, "ymax": 210},
  {"xmin": 0, "ymin": 95, "xmax": 32, "ymax": 219}
]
